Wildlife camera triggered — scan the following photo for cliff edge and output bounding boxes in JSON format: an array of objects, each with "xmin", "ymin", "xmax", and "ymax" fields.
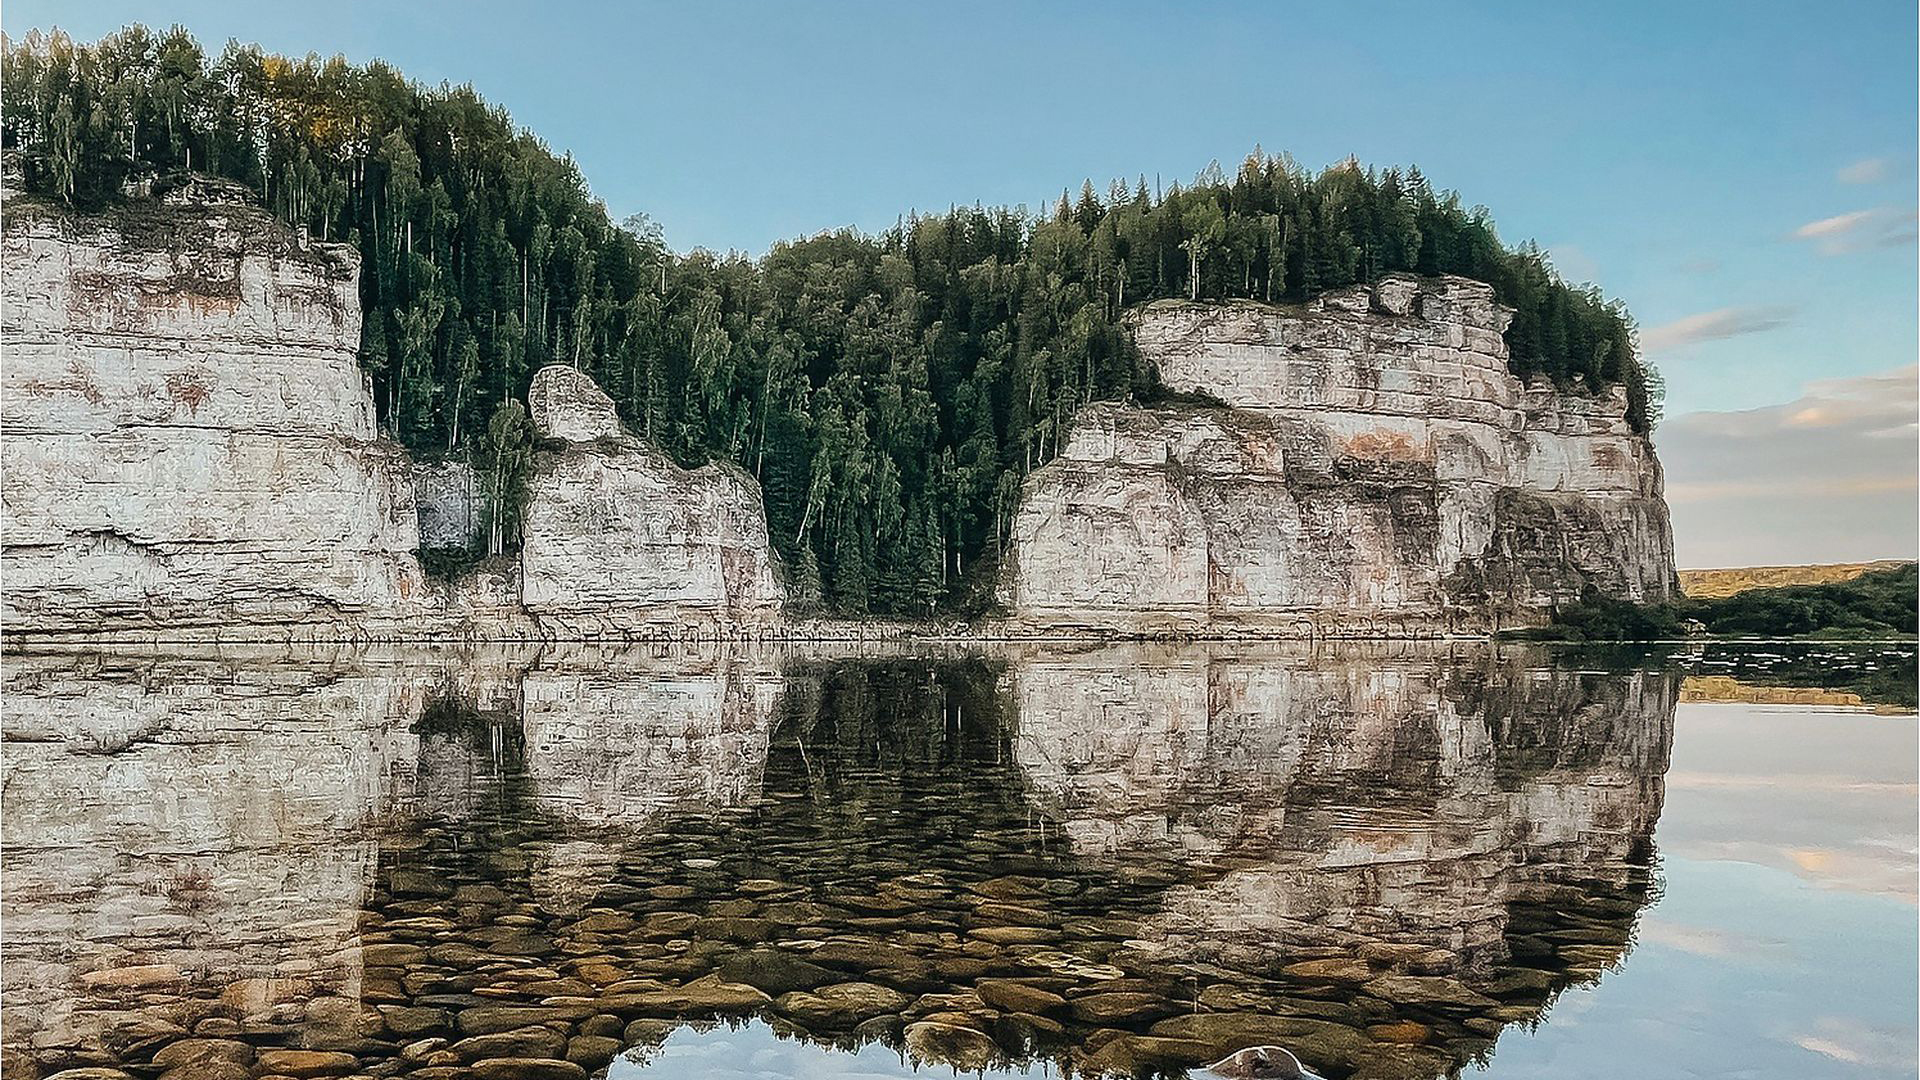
[
  {"xmin": 2, "ymin": 183, "xmax": 1670, "ymax": 641},
  {"xmin": 1001, "ymin": 275, "xmax": 1676, "ymax": 635},
  {"xmin": 1, "ymin": 178, "xmax": 426, "ymax": 635},
  {"xmin": 0, "ymin": 184, "xmax": 784, "ymax": 641}
]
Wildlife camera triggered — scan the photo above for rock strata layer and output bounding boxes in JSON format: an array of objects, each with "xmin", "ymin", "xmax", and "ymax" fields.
[
  {"xmin": 519, "ymin": 365, "xmax": 784, "ymax": 632},
  {"xmin": 1003, "ymin": 276, "xmax": 1676, "ymax": 633},
  {"xmin": 1, "ymin": 185, "xmax": 424, "ymax": 635}
]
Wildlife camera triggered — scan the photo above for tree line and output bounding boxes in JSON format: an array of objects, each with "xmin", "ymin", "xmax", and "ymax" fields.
[
  {"xmin": 1, "ymin": 26, "xmax": 1663, "ymax": 616},
  {"xmin": 1515, "ymin": 564, "xmax": 1918, "ymax": 643}
]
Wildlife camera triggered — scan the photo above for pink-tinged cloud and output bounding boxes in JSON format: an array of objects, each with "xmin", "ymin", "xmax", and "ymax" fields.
[
  {"xmin": 1656, "ymin": 365, "xmax": 1918, "ymax": 567},
  {"xmin": 1790, "ymin": 206, "xmax": 1918, "ymax": 254},
  {"xmin": 1837, "ymin": 157, "xmax": 1889, "ymax": 184},
  {"xmin": 1792, "ymin": 1017, "xmax": 1918, "ymax": 1071},
  {"xmin": 1795, "ymin": 210, "xmax": 1875, "ymax": 238}
]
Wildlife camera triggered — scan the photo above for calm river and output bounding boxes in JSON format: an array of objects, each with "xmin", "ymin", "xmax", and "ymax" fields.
[{"xmin": 3, "ymin": 642, "xmax": 1912, "ymax": 1079}]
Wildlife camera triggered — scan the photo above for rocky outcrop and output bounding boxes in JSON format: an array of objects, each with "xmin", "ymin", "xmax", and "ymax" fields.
[
  {"xmin": 520, "ymin": 656, "xmax": 786, "ymax": 825},
  {"xmin": 1, "ymin": 183, "xmax": 425, "ymax": 635},
  {"xmin": 519, "ymin": 364, "xmax": 784, "ymax": 631},
  {"xmin": 2, "ymin": 182, "xmax": 1667, "ymax": 641},
  {"xmin": 0, "ymin": 648, "xmax": 417, "ymax": 1055},
  {"xmin": 0, "ymin": 182, "xmax": 789, "ymax": 639},
  {"xmin": 0, "ymin": 642, "xmax": 790, "ymax": 1057},
  {"xmin": 1003, "ymin": 276, "xmax": 1676, "ymax": 634}
]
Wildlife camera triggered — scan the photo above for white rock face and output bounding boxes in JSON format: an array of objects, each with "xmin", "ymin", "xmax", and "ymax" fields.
[
  {"xmin": 0, "ymin": 642, "xmax": 789, "ymax": 1056},
  {"xmin": 1, "ymin": 190, "xmax": 425, "ymax": 634},
  {"xmin": 0, "ymin": 648, "xmax": 419, "ymax": 1054},
  {"xmin": 1, "ymin": 188, "xmax": 788, "ymax": 638},
  {"xmin": 520, "ymin": 364, "xmax": 784, "ymax": 630},
  {"xmin": 529, "ymin": 364, "xmax": 626, "ymax": 442},
  {"xmin": 520, "ymin": 654, "xmax": 785, "ymax": 824},
  {"xmin": 1004, "ymin": 276, "xmax": 1676, "ymax": 633}
]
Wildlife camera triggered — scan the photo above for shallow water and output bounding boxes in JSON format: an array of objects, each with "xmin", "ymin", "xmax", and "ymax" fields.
[{"xmin": 1, "ymin": 642, "xmax": 1911, "ymax": 1079}]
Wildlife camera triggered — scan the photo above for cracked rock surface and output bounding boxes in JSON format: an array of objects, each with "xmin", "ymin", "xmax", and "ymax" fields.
[
  {"xmin": 1, "ymin": 187, "xmax": 424, "ymax": 635},
  {"xmin": 1003, "ymin": 276, "xmax": 1676, "ymax": 634}
]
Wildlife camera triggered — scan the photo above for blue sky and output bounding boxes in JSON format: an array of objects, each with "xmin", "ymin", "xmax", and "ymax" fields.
[{"xmin": 9, "ymin": 1, "xmax": 1916, "ymax": 563}]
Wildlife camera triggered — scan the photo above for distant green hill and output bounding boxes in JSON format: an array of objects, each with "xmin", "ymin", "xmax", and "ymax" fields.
[
  {"xmin": 1512, "ymin": 563, "xmax": 1919, "ymax": 642},
  {"xmin": 1693, "ymin": 562, "xmax": 1917, "ymax": 639}
]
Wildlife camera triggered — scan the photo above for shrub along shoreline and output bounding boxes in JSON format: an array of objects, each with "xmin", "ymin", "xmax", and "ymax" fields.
[{"xmin": 1503, "ymin": 563, "xmax": 1919, "ymax": 642}]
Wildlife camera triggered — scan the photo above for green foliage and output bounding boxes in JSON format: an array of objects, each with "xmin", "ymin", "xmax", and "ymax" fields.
[
  {"xmin": 417, "ymin": 546, "xmax": 482, "ymax": 580},
  {"xmin": 1509, "ymin": 585, "xmax": 1692, "ymax": 642},
  {"xmin": 475, "ymin": 399, "xmax": 533, "ymax": 556},
  {"xmin": 4, "ymin": 27, "xmax": 1663, "ymax": 615},
  {"xmin": 1517, "ymin": 565, "xmax": 1919, "ymax": 642},
  {"xmin": 1691, "ymin": 563, "xmax": 1918, "ymax": 639}
]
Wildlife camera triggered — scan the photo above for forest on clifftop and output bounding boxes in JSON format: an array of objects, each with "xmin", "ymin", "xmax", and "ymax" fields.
[{"xmin": 1, "ymin": 26, "xmax": 1663, "ymax": 615}]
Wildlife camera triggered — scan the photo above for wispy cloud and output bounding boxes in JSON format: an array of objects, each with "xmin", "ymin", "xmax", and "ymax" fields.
[
  {"xmin": 1639, "ymin": 306, "xmax": 1791, "ymax": 353},
  {"xmin": 1793, "ymin": 1017, "xmax": 1919, "ymax": 1071},
  {"xmin": 1790, "ymin": 206, "xmax": 1918, "ymax": 254},
  {"xmin": 1798, "ymin": 1036, "xmax": 1866, "ymax": 1065},
  {"xmin": 1638, "ymin": 918, "xmax": 1791, "ymax": 960},
  {"xmin": 1837, "ymin": 157, "xmax": 1888, "ymax": 184},
  {"xmin": 1659, "ymin": 365, "xmax": 1918, "ymax": 567},
  {"xmin": 1794, "ymin": 210, "xmax": 1874, "ymax": 238}
]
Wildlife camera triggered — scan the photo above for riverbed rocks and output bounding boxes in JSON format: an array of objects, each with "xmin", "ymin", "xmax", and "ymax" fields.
[{"xmin": 2, "ymin": 643, "xmax": 1673, "ymax": 1079}]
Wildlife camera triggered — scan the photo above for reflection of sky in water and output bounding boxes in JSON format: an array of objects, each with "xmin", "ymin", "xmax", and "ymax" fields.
[
  {"xmin": 1472, "ymin": 704, "xmax": 1918, "ymax": 1079},
  {"xmin": 611, "ymin": 701, "xmax": 1916, "ymax": 1080},
  {"xmin": 612, "ymin": 1021, "xmax": 1057, "ymax": 1079}
]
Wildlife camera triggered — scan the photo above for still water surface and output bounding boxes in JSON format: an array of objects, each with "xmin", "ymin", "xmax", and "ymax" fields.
[{"xmin": 2, "ymin": 643, "xmax": 1911, "ymax": 1079}]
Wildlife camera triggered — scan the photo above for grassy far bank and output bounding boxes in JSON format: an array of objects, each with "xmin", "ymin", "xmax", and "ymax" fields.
[
  {"xmin": 1676, "ymin": 560, "xmax": 1912, "ymax": 600},
  {"xmin": 1505, "ymin": 563, "xmax": 1919, "ymax": 643}
]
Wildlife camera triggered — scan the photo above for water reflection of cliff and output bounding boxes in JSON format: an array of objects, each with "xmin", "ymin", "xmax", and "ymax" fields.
[
  {"xmin": 1, "ymin": 643, "xmax": 1674, "ymax": 1080},
  {"xmin": 1011, "ymin": 643, "xmax": 1673, "ymax": 1074}
]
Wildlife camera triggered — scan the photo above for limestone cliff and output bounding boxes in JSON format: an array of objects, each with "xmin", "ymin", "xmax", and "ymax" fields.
[
  {"xmin": 1008, "ymin": 642, "xmax": 1672, "ymax": 981},
  {"xmin": 0, "ymin": 180, "xmax": 787, "ymax": 639},
  {"xmin": 1, "ymin": 178, "xmax": 425, "ymax": 635},
  {"xmin": 0, "ymin": 642, "xmax": 788, "ymax": 1056},
  {"xmin": 3, "ymin": 181, "xmax": 1668, "ymax": 641},
  {"xmin": 519, "ymin": 364, "xmax": 784, "ymax": 632},
  {"xmin": 1003, "ymin": 275, "xmax": 1676, "ymax": 633}
]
